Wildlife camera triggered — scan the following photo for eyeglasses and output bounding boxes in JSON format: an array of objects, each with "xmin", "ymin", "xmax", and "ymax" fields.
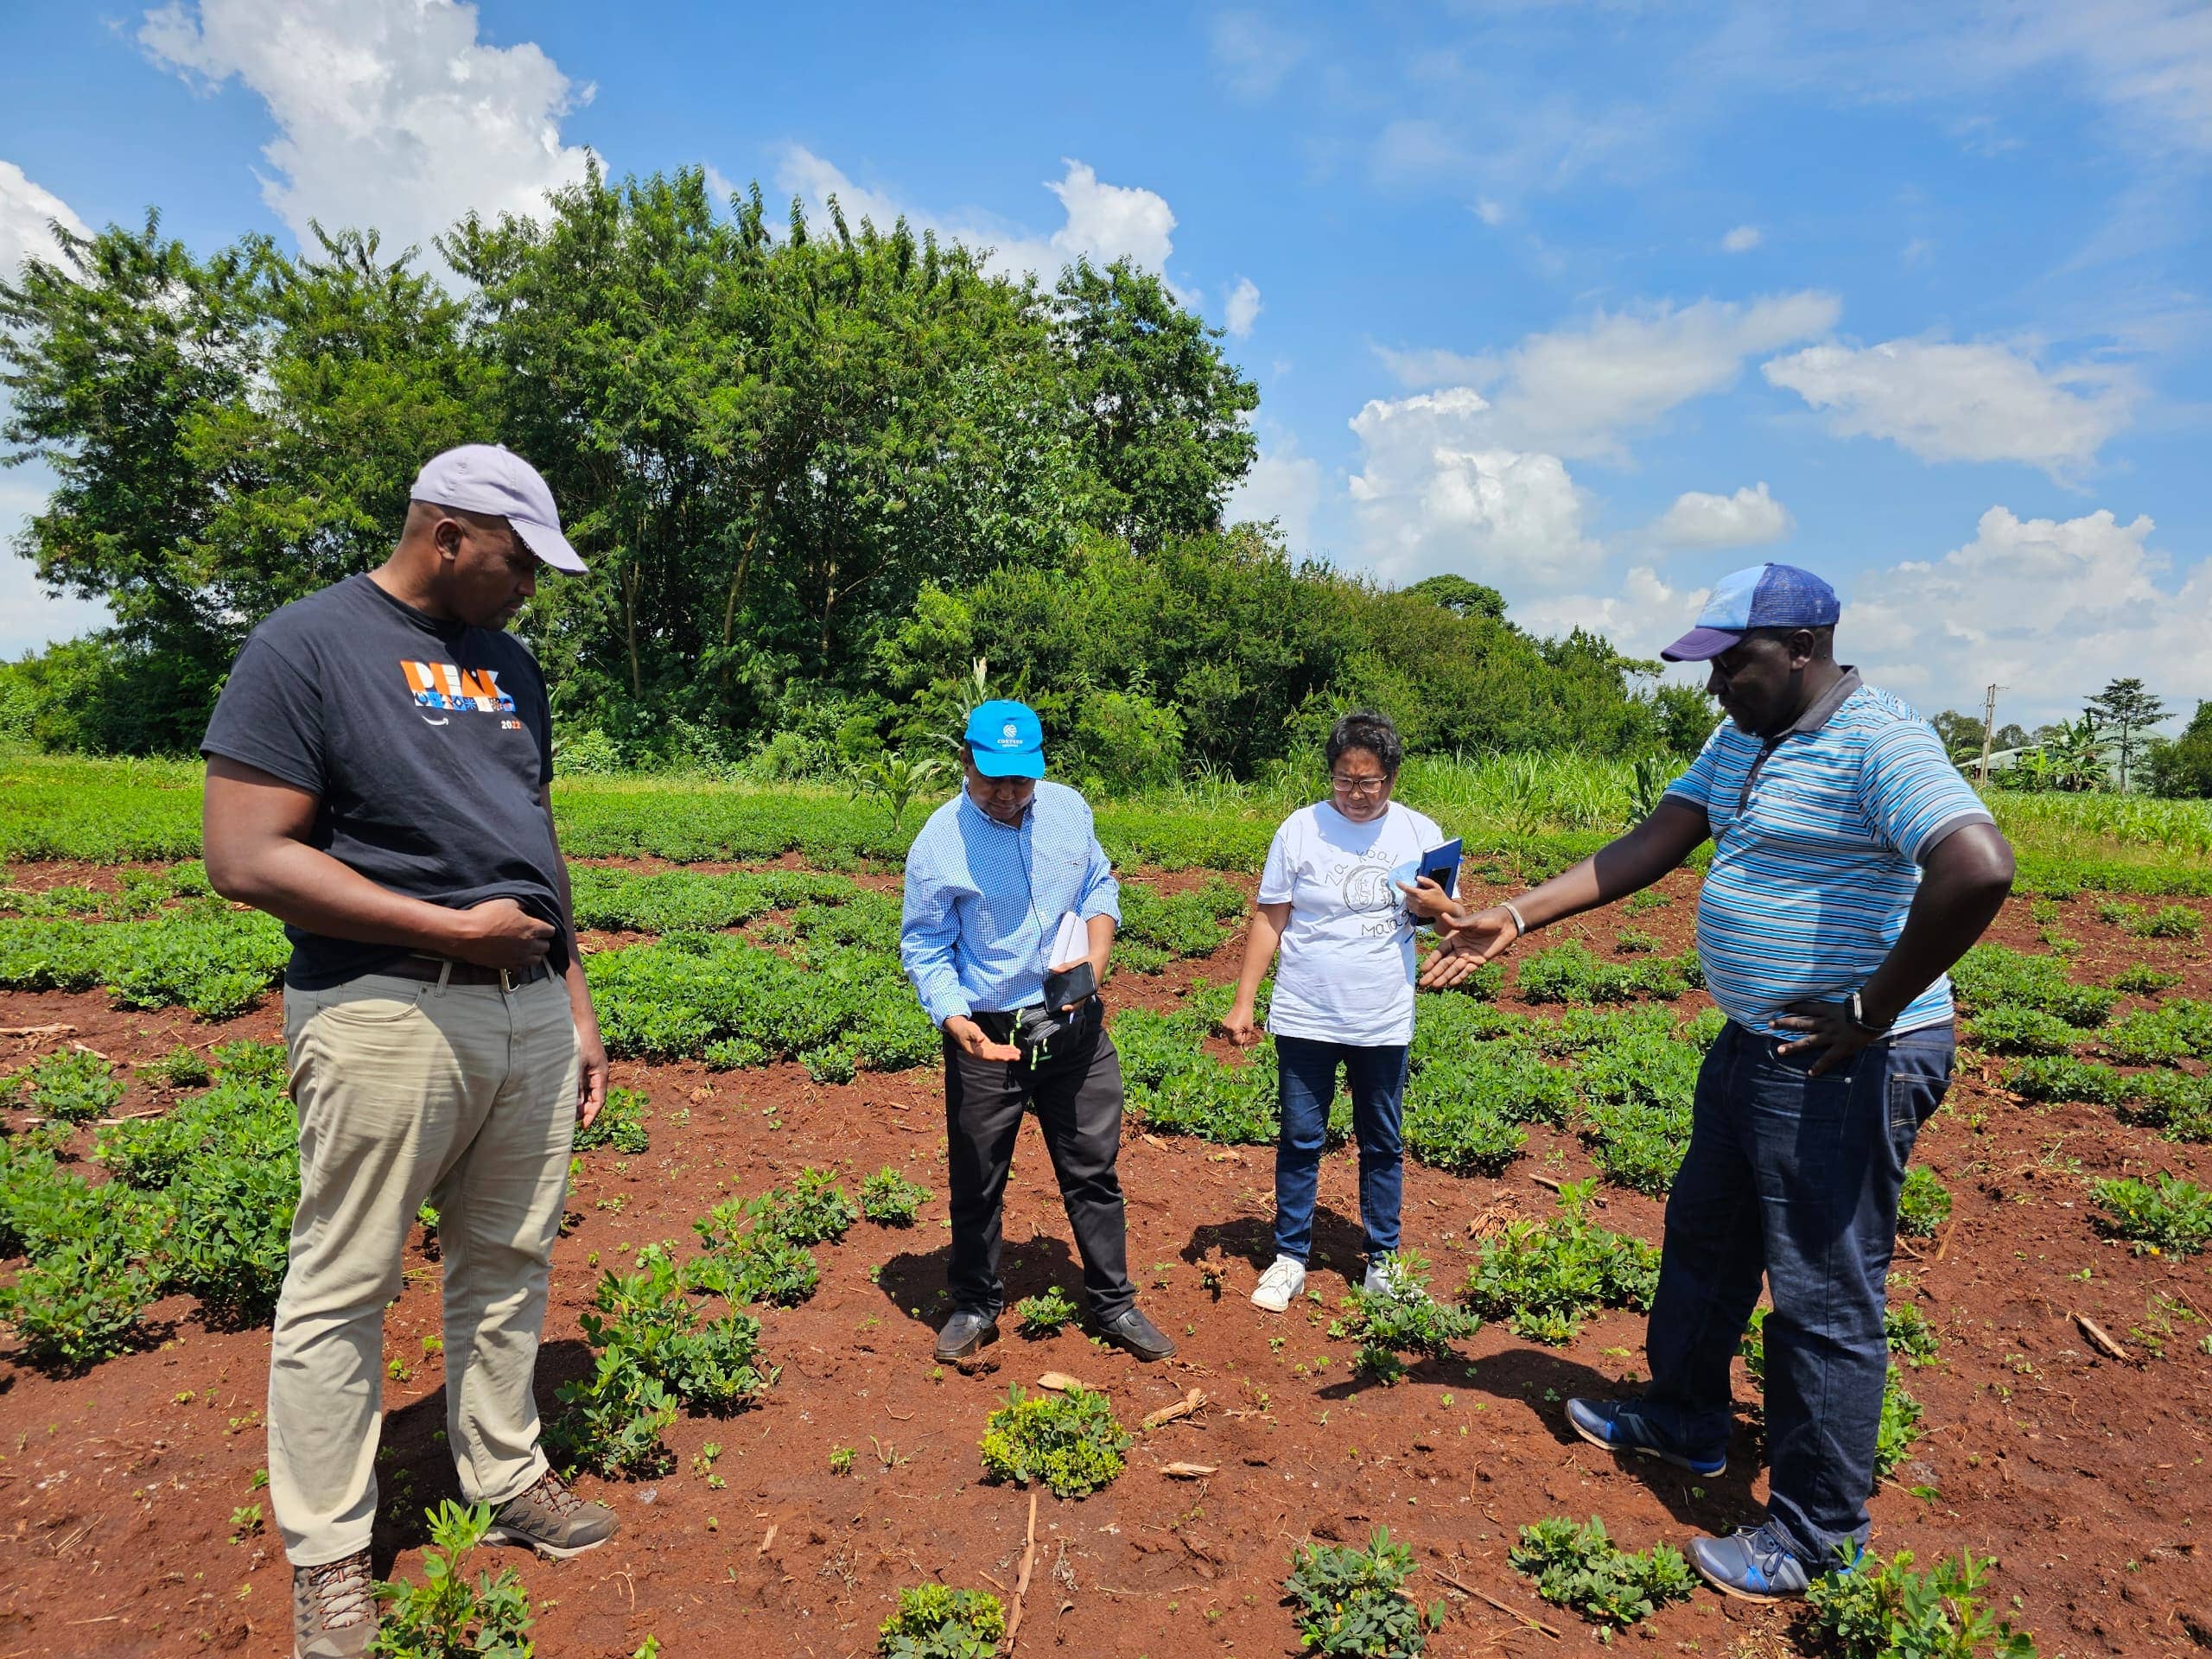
[{"xmin": 1330, "ymin": 774, "xmax": 1389, "ymax": 796}]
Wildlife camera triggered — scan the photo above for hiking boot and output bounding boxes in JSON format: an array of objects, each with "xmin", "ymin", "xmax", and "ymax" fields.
[
  {"xmin": 1097, "ymin": 1305, "xmax": 1177, "ymax": 1361},
  {"xmin": 1564, "ymin": 1395, "xmax": 1727, "ymax": 1478},
  {"xmin": 1687, "ymin": 1521, "xmax": 1858, "ymax": 1602},
  {"xmin": 1251, "ymin": 1255, "xmax": 1306, "ymax": 1313},
  {"xmin": 483, "ymin": 1470, "xmax": 618, "ymax": 1559},
  {"xmin": 934, "ymin": 1306, "xmax": 1000, "ymax": 1362},
  {"xmin": 292, "ymin": 1549, "xmax": 376, "ymax": 1659}
]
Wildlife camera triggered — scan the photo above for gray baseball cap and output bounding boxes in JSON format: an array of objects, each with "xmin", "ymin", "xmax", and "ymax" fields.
[{"xmin": 410, "ymin": 444, "xmax": 586, "ymax": 574}]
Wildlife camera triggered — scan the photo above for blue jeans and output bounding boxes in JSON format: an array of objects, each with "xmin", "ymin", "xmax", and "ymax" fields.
[
  {"xmin": 1271, "ymin": 1035, "xmax": 1408, "ymax": 1263},
  {"xmin": 1638, "ymin": 1020, "xmax": 1955, "ymax": 1568}
]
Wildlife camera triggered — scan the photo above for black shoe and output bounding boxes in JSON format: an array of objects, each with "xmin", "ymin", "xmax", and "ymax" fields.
[
  {"xmin": 1097, "ymin": 1306, "xmax": 1177, "ymax": 1361},
  {"xmin": 933, "ymin": 1307, "xmax": 1000, "ymax": 1362}
]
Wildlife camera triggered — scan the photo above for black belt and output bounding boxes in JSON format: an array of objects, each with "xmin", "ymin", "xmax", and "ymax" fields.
[
  {"xmin": 381, "ymin": 957, "xmax": 555, "ymax": 990},
  {"xmin": 972, "ymin": 1001, "xmax": 1098, "ymax": 1046}
]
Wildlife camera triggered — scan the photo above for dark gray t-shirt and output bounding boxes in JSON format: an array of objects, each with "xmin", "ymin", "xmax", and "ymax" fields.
[{"xmin": 200, "ymin": 574, "xmax": 568, "ymax": 989}]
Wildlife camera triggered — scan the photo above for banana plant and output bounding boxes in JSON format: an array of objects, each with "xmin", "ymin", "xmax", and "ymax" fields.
[{"xmin": 847, "ymin": 753, "xmax": 950, "ymax": 832}]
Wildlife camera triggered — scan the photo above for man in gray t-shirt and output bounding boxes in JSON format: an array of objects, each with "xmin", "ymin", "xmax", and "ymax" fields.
[{"xmin": 201, "ymin": 446, "xmax": 616, "ymax": 1659}]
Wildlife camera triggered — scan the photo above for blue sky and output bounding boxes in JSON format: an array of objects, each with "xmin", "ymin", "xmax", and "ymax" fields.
[{"xmin": 3, "ymin": 1, "xmax": 2209, "ymax": 728}]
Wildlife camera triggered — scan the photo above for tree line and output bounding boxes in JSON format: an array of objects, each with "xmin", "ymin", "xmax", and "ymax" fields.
[
  {"xmin": 1929, "ymin": 678, "xmax": 2212, "ymax": 800},
  {"xmin": 4, "ymin": 163, "xmax": 1714, "ymax": 780}
]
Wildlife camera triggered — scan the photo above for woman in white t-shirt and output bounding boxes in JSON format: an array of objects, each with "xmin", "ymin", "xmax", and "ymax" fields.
[{"xmin": 1224, "ymin": 712, "xmax": 1446, "ymax": 1313}]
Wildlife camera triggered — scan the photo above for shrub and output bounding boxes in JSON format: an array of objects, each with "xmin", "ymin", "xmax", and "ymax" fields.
[
  {"xmin": 549, "ymin": 1252, "xmax": 774, "ymax": 1478},
  {"xmin": 2129, "ymin": 904, "xmax": 2202, "ymax": 940},
  {"xmin": 2091, "ymin": 1174, "xmax": 2212, "ymax": 1255},
  {"xmin": 1014, "ymin": 1285, "xmax": 1080, "ymax": 1337},
  {"xmin": 19, "ymin": 1048, "xmax": 124, "ymax": 1123},
  {"xmin": 859, "ymin": 1166, "xmax": 932, "ymax": 1225},
  {"xmin": 1401, "ymin": 1046, "xmax": 1544, "ymax": 1176},
  {"xmin": 138, "ymin": 1045, "xmax": 213, "ymax": 1089},
  {"xmin": 1516, "ymin": 943, "xmax": 1693, "ymax": 1005},
  {"xmin": 373, "ymin": 1499, "xmax": 536, "ymax": 1657},
  {"xmin": 1283, "ymin": 1528, "xmax": 1441, "ymax": 1658},
  {"xmin": 1805, "ymin": 1547, "xmax": 2039, "ymax": 1659},
  {"xmin": 751, "ymin": 1167, "xmax": 857, "ymax": 1245},
  {"xmin": 1885, "ymin": 1301, "xmax": 1942, "ymax": 1367},
  {"xmin": 877, "ymin": 1584, "xmax": 1007, "ymax": 1659},
  {"xmin": 1963, "ymin": 1006, "xmax": 2078, "ymax": 1057},
  {"xmin": 163, "ymin": 1147, "xmax": 296, "ymax": 1325},
  {"xmin": 0, "ymin": 902, "xmax": 290, "ymax": 1018},
  {"xmin": 1461, "ymin": 1179, "xmax": 1659, "ymax": 1344},
  {"xmin": 683, "ymin": 1225, "xmax": 820, "ymax": 1308},
  {"xmin": 2111, "ymin": 964, "xmax": 2180, "ymax": 995},
  {"xmin": 2003, "ymin": 1054, "xmax": 2127, "ymax": 1106},
  {"xmin": 573, "ymin": 1086, "xmax": 651, "ymax": 1154},
  {"xmin": 1874, "ymin": 1367, "xmax": 1924, "ymax": 1479},
  {"xmin": 0, "ymin": 1236, "xmax": 156, "ymax": 1371},
  {"xmin": 1508, "ymin": 1515, "xmax": 1695, "ymax": 1629},
  {"xmin": 2101, "ymin": 1000, "xmax": 2212, "ymax": 1066},
  {"xmin": 1115, "ymin": 877, "xmax": 1247, "ymax": 972},
  {"xmin": 1331, "ymin": 1255, "xmax": 1482, "ymax": 1382},
  {"xmin": 977, "ymin": 1384, "xmax": 1128, "ymax": 1498},
  {"xmin": 2120, "ymin": 1071, "xmax": 2212, "ymax": 1142},
  {"xmin": 1950, "ymin": 945, "xmax": 2115, "ymax": 1029},
  {"xmin": 1897, "ymin": 1168, "xmax": 1952, "ymax": 1238},
  {"xmin": 1116, "ymin": 1007, "xmax": 1313, "ymax": 1145}
]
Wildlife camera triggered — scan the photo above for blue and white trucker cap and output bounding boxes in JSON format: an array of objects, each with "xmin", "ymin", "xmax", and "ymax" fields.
[
  {"xmin": 963, "ymin": 700, "xmax": 1046, "ymax": 779},
  {"xmin": 411, "ymin": 444, "xmax": 587, "ymax": 574},
  {"xmin": 1661, "ymin": 563, "xmax": 1840, "ymax": 663}
]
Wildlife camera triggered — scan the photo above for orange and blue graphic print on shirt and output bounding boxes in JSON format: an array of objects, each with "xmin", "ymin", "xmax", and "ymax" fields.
[{"xmin": 402, "ymin": 659, "xmax": 517, "ymax": 715}]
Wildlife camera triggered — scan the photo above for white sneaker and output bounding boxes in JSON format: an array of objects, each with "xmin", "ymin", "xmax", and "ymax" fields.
[
  {"xmin": 1250, "ymin": 1255, "xmax": 1306, "ymax": 1313},
  {"xmin": 1362, "ymin": 1255, "xmax": 1421, "ymax": 1300}
]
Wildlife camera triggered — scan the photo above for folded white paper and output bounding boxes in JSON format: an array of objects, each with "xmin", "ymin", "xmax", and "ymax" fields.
[{"xmin": 1048, "ymin": 909, "xmax": 1089, "ymax": 969}]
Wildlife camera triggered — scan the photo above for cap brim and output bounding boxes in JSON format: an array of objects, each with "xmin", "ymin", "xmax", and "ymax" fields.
[
  {"xmin": 512, "ymin": 516, "xmax": 587, "ymax": 574},
  {"xmin": 1660, "ymin": 626, "xmax": 1743, "ymax": 663},
  {"xmin": 970, "ymin": 748, "xmax": 1045, "ymax": 779}
]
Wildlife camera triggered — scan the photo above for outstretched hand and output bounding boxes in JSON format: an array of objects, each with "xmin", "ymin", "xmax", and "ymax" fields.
[
  {"xmin": 944, "ymin": 1014, "xmax": 1022, "ymax": 1064},
  {"xmin": 1416, "ymin": 906, "xmax": 1522, "ymax": 988}
]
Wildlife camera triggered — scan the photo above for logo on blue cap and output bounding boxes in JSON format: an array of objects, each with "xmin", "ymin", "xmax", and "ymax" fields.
[
  {"xmin": 1662, "ymin": 563, "xmax": 1840, "ymax": 663},
  {"xmin": 964, "ymin": 700, "xmax": 1046, "ymax": 779}
]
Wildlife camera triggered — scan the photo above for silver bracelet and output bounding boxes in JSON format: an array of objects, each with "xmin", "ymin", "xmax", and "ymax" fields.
[{"xmin": 1502, "ymin": 899, "xmax": 1529, "ymax": 938}]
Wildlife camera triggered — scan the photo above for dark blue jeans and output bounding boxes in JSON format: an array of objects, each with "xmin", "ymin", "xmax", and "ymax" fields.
[
  {"xmin": 1272, "ymin": 1035, "xmax": 1408, "ymax": 1263},
  {"xmin": 1638, "ymin": 1020, "xmax": 1955, "ymax": 1568}
]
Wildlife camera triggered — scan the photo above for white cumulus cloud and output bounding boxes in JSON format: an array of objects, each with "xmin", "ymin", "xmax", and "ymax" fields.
[
  {"xmin": 1227, "ymin": 426, "xmax": 1322, "ymax": 551},
  {"xmin": 1721, "ymin": 224, "xmax": 1762, "ymax": 253},
  {"xmin": 1224, "ymin": 276, "xmax": 1262, "ymax": 339},
  {"xmin": 1653, "ymin": 482, "xmax": 1792, "ymax": 550},
  {"xmin": 1761, "ymin": 339, "xmax": 2132, "ymax": 477},
  {"xmin": 1513, "ymin": 566, "xmax": 1713, "ymax": 657},
  {"xmin": 137, "ymin": 0, "xmax": 595, "ymax": 258},
  {"xmin": 776, "ymin": 149, "xmax": 1179, "ymax": 286},
  {"xmin": 1345, "ymin": 387, "xmax": 1601, "ymax": 590},
  {"xmin": 1846, "ymin": 505, "xmax": 2212, "ymax": 721},
  {"xmin": 0, "ymin": 161, "xmax": 91, "ymax": 281},
  {"xmin": 1379, "ymin": 293, "xmax": 1839, "ymax": 461}
]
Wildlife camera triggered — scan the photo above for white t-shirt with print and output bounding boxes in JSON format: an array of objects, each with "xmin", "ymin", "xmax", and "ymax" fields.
[{"xmin": 1258, "ymin": 799, "xmax": 1445, "ymax": 1048}]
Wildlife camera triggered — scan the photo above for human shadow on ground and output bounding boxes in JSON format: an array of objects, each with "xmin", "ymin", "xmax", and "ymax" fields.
[
  {"xmin": 1179, "ymin": 1205, "xmax": 1374, "ymax": 1294},
  {"xmin": 368, "ymin": 1334, "xmax": 597, "ymax": 1574},
  {"xmin": 873, "ymin": 1230, "xmax": 1086, "ymax": 1337},
  {"xmin": 1310, "ymin": 1333, "xmax": 1766, "ymax": 1530}
]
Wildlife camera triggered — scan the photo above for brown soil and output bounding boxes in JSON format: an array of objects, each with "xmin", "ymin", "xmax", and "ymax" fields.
[{"xmin": 2, "ymin": 871, "xmax": 2209, "ymax": 1657}]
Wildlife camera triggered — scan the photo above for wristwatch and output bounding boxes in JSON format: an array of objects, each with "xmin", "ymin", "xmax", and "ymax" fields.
[{"xmin": 1847, "ymin": 990, "xmax": 1892, "ymax": 1036}]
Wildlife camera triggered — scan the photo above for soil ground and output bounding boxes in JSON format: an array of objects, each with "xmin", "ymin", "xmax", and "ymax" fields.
[{"xmin": 2, "ymin": 867, "xmax": 2209, "ymax": 1658}]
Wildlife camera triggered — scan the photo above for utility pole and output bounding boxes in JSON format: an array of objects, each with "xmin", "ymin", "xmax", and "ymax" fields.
[{"xmin": 1976, "ymin": 683, "xmax": 2002, "ymax": 786}]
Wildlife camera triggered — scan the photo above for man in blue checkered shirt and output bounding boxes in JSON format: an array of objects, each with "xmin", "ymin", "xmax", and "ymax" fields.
[
  {"xmin": 900, "ymin": 700, "xmax": 1175, "ymax": 1365},
  {"xmin": 1413, "ymin": 565, "xmax": 2015, "ymax": 1603}
]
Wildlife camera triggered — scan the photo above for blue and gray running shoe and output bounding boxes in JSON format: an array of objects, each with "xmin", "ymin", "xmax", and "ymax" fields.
[
  {"xmin": 1563, "ymin": 1395, "xmax": 1727, "ymax": 1478},
  {"xmin": 1688, "ymin": 1521, "xmax": 1859, "ymax": 1602}
]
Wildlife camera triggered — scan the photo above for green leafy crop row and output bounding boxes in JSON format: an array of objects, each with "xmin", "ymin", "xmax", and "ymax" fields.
[{"xmin": 0, "ymin": 901, "xmax": 289, "ymax": 1018}]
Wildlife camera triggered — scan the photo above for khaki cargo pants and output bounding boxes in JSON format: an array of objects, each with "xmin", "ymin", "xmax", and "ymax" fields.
[{"xmin": 270, "ymin": 969, "xmax": 580, "ymax": 1564}]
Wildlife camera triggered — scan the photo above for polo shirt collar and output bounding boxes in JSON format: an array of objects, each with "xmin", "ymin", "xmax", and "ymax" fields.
[{"xmin": 1782, "ymin": 666, "xmax": 1862, "ymax": 737}]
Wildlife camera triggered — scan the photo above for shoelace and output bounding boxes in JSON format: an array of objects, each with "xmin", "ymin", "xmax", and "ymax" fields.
[
  {"xmin": 302, "ymin": 1555, "xmax": 373, "ymax": 1628},
  {"xmin": 1740, "ymin": 1523, "xmax": 1796, "ymax": 1585},
  {"xmin": 519, "ymin": 1471, "xmax": 583, "ymax": 1519}
]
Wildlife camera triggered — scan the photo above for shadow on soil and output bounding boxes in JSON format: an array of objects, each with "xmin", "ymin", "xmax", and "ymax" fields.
[{"xmin": 1179, "ymin": 1205, "xmax": 1376, "ymax": 1293}]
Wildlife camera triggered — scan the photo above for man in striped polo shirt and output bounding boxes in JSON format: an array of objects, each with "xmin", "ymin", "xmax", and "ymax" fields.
[{"xmin": 1413, "ymin": 563, "xmax": 2013, "ymax": 1600}]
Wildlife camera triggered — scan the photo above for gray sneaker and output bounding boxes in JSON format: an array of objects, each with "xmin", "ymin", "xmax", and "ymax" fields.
[
  {"xmin": 483, "ymin": 1469, "xmax": 619, "ymax": 1559},
  {"xmin": 292, "ymin": 1549, "xmax": 376, "ymax": 1659}
]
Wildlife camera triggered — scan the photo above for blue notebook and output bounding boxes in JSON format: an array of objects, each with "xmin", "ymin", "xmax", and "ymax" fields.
[{"xmin": 1415, "ymin": 837, "xmax": 1463, "ymax": 900}]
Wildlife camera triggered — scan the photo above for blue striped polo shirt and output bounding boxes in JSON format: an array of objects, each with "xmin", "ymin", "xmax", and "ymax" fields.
[{"xmin": 1664, "ymin": 670, "xmax": 1993, "ymax": 1039}]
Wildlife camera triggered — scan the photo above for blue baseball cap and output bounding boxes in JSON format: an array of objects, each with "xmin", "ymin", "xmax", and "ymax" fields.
[
  {"xmin": 1662, "ymin": 563, "xmax": 1840, "ymax": 662},
  {"xmin": 963, "ymin": 699, "xmax": 1046, "ymax": 779}
]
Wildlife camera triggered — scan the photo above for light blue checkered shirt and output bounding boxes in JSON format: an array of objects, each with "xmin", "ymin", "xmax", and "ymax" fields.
[{"xmin": 899, "ymin": 781, "xmax": 1122, "ymax": 1027}]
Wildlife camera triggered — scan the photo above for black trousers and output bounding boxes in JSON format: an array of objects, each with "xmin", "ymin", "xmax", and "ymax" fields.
[{"xmin": 943, "ymin": 1007, "xmax": 1135, "ymax": 1324}]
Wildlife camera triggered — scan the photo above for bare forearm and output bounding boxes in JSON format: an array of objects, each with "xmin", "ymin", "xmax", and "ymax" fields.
[
  {"xmin": 1860, "ymin": 825, "xmax": 2015, "ymax": 1026},
  {"xmin": 1503, "ymin": 800, "xmax": 1710, "ymax": 932},
  {"xmin": 1232, "ymin": 906, "xmax": 1287, "ymax": 1007},
  {"xmin": 1086, "ymin": 912, "xmax": 1116, "ymax": 983},
  {"xmin": 211, "ymin": 838, "xmax": 467, "ymax": 955}
]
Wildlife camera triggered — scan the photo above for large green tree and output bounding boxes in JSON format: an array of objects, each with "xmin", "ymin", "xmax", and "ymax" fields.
[{"xmin": 2083, "ymin": 677, "xmax": 2168, "ymax": 793}]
